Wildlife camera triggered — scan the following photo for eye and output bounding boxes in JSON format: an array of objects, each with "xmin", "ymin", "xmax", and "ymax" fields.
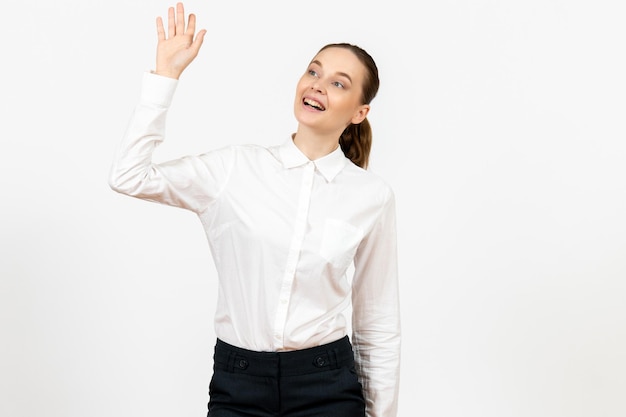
[
  {"xmin": 332, "ymin": 81, "xmax": 345, "ymax": 88},
  {"xmin": 308, "ymin": 69, "xmax": 319, "ymax": 77}
]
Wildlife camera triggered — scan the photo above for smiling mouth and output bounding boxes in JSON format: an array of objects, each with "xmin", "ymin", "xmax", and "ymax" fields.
[{"xmin": 303, "ymin": 98, "xmax": 326, "ymax": 111}]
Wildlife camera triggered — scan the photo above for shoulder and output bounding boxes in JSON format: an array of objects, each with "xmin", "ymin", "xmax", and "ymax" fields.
[
  {"xmin": 345, "ymin": 161, "xmax": 395, "ymax": 192},
  {"xmin": 200, "ymin": 143, "xmax": 277, "ymax": 160},
  {"xmin": 196, "ymin": 144, "xmax": 283, "ymax": 173},
  {"xmin": 339, "ymin": 161, "xmax": 396, "ymax": 205}
]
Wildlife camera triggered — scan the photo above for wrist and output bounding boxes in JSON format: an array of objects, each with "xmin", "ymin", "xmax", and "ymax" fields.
[{"xmin": 153, "ymin": 68, "xmax": 181, "ymax": 80}]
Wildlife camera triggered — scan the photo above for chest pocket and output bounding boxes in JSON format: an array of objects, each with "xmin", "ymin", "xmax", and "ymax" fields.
[{"xmin": 319, "ymin": 219, "xmax": 364, "ymax": 268}]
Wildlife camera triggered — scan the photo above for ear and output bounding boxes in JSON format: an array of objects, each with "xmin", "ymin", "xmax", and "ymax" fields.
[{"xmin": 351, "ymin": 104, "xmax": 370, "ymax": 125}]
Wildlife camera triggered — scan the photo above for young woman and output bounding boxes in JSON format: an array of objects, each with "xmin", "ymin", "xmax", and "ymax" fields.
[{"xmin": 109, "ymin": 3, "xmax": 401, "ymax": 416}]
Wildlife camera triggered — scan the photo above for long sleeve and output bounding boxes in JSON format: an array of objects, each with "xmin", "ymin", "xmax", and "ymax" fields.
[
  {"xmin": 351, "ymin": 187, "xmax": 401, "ymax": 417},
  {"xmin": 108, "ymin": 72, "xmax": 232, "ymax": 213}
]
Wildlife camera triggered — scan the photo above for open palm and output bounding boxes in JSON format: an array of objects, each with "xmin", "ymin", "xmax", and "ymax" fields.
[{"xmin": 155, "ymin": 2, "xmax": 206, "ymax": 79}]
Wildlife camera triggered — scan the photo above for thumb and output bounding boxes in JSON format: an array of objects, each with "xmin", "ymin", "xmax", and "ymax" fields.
[{"xmin": 191, "ymin": 29, "xmax": 207, "ymax": 54}]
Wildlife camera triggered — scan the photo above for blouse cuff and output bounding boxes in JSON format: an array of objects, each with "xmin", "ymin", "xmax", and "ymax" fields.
[{"xmin": 140, "ymin": 71, "xmax": 179, "ymax": 108}]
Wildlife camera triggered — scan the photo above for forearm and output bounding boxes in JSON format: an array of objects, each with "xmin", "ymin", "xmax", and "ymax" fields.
[
  {"xmin": 352, "ymin": 189, "xmax": 401, "ymax": 417},
  {"xmin": 352, "ymin": 282, "xmax": 402, "ymax": 412},
  {"xmin": 108, "ymin": 72, "xmax": 178, "ymax": 197},
  {"xmin": 353, "ymin": 327, "xmax": 401, "ymax": 417}
]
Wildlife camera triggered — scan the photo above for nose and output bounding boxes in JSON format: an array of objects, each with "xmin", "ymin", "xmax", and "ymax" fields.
[{"xmin": 310, "ymin": 80, "xmax": 324, "ymax": 94}]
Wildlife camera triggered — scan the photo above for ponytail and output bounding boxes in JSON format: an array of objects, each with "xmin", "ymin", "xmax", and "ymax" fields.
[
  {"xmin": 339, "ymin": 118, "xmax": 372, "ymax": 169},
  {"xmin": 318, "ymin": 43, "xmax": 379, "ymax": 170}
]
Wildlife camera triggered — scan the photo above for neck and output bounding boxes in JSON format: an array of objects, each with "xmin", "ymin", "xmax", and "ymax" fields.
[{"xmin": 292, "ymin": 126, "xmax": 342, "ymax": 161}]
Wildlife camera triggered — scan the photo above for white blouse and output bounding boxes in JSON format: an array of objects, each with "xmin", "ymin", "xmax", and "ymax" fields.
[{"xmin": 109, "ymin": 72, "xmax": 401, "ymax": 417}]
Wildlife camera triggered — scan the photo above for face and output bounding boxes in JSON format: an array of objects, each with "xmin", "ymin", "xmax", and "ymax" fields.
[{"xmin": 293, "ymin": 47, "xmax": 370, "ymax": 136}]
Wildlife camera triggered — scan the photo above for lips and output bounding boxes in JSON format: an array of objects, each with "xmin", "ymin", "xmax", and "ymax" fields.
[{"xmin": 303, "ymin": 97, "xmax": 326, "ymax": 111}]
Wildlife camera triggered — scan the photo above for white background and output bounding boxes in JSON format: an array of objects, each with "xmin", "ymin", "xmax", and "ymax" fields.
[{"xmin": 1, "ymin": 1, "xmax": 625, "ymax": 416}]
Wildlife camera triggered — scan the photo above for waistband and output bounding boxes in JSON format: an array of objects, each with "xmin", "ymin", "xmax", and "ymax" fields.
[{"xmin": 213, "ymin": 336, "xmax": 355, "ymax": 377}]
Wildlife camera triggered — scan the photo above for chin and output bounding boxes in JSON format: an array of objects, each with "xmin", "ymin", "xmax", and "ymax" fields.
[{"xmin": 294, "ymin": 107, "xmax": 315, "ymax": 126}]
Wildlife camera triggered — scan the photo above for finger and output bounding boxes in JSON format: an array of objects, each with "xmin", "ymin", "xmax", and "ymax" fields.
[
  {"xmin": 186, "ymin": 13, "xmax": 196, "ymax": 36},
  {"xmin": 156, "ymin": 17, "xmax": 166, "ymax": 41},
  {"xmin": 191, "ymin": 29, "xmax": 207, "ymax": 54},
  {"xmin": 176, "ymin": 2, "xmax": 185, "ymax": 36},
  {"xmin": 167, "ymin": 6, "xmax": 175, "ymax": 38}
]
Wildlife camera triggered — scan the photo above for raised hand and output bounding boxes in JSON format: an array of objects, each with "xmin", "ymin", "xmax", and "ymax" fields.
[{"xmin": 155, "ymin": 2, "xmax": 206, "ymax": 79}]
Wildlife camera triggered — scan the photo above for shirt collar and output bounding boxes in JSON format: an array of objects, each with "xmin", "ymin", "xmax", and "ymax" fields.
[{"xmin": 279, "ymin": 137, "xmax": 348, "ymax": 182}]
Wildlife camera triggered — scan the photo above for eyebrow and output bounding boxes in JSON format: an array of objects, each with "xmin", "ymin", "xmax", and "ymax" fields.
[{"xmin": 310, "ymin": 59, "xmax": 353, "ymax": 83}]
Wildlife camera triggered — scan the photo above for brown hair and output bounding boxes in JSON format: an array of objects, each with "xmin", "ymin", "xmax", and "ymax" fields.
[{"xmin": 318, "ymin": 43, "xmax": 380, "ymax": 169}]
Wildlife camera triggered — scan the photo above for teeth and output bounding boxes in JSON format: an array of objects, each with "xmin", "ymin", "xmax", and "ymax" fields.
[{"xmin": 304, "ymin": 98, "xmax": 325, "ymax": 110}]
